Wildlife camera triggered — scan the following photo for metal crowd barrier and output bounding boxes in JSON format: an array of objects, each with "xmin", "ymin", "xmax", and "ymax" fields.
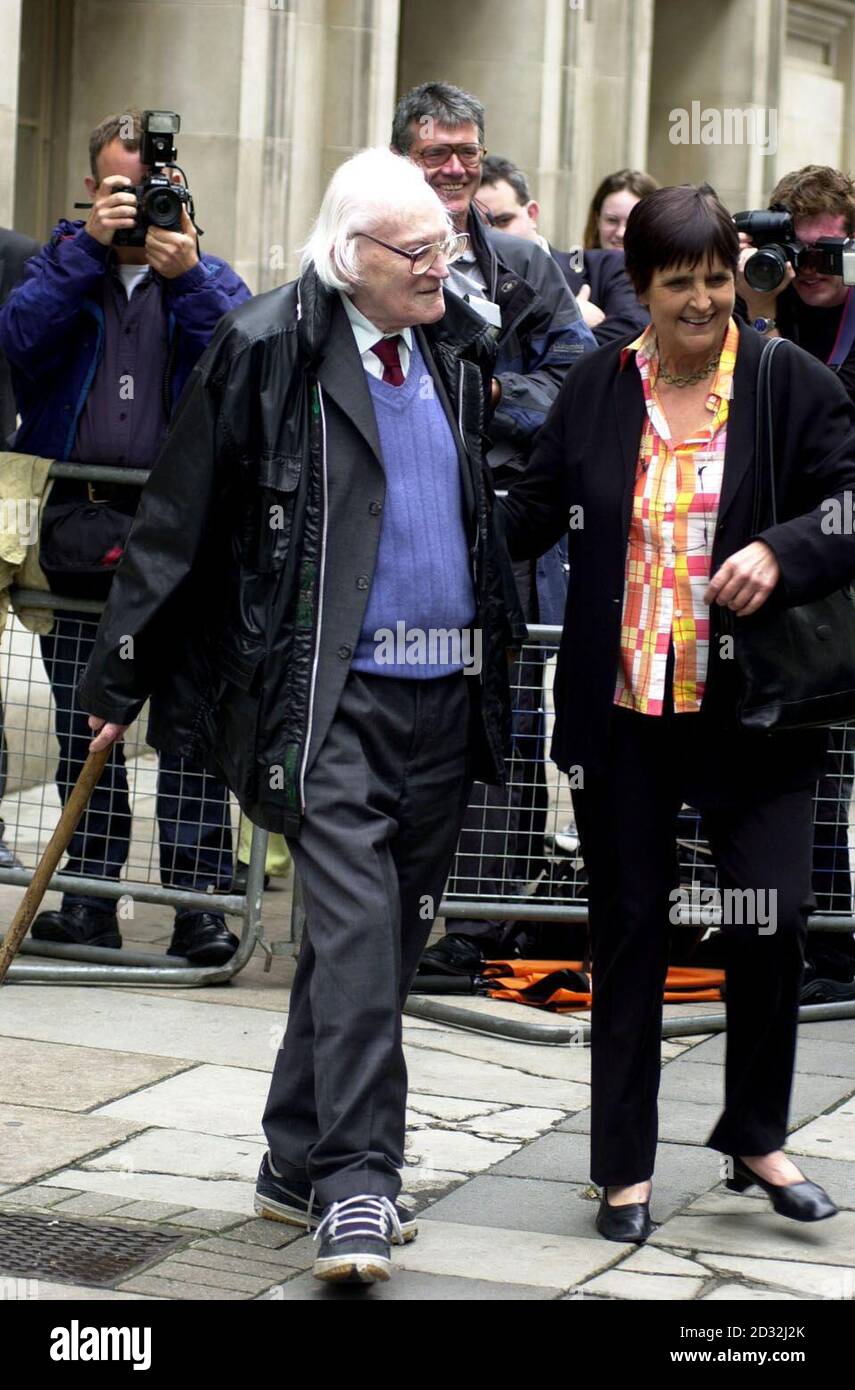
[
  {"xmin": 402, "ymin": 624, "xmax": 855, "ymax": 1043},
  {"xmin": 0, "ymin": 462, "xmax": 268, "ymax": 987}
]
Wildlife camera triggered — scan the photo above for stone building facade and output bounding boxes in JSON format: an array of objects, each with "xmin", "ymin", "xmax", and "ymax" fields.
[{"xmin": 2, "ymin": 0, "xmax": 854, "ymax": 292}]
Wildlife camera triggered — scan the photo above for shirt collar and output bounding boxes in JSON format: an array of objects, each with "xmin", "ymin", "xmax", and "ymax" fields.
[
  {"xmin": 620, "ymin": 316, "xmax": 738, "ymax": 404},
  {"xmin": 340, "ymin": 292, "xmax": 414, "ymax": 357}
]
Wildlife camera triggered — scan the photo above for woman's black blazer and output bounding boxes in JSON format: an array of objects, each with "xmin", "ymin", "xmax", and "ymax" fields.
[{"xmin": 500, "ymin": 318, "xmax": 855, "ymax": 783}]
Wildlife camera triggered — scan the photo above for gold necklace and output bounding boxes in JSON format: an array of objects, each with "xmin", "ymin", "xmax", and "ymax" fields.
[{"xmin": 658, "ymin": 353, "xmax": 720, "ymax": 387}]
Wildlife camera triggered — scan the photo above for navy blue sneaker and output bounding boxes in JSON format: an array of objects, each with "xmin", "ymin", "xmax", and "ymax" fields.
[
  {"xmin": 254, "ymin": 1151, "xmax": 417, "ymax": 1243},
  {"xmin": 312, "ymin": 1195, "xmax": 401, "ymax": 1284}
]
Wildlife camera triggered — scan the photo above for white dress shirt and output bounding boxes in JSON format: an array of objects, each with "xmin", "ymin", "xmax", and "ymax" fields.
[{"xmin": 340, "ymin": 292, "xmax": 414, "ymax": 380}]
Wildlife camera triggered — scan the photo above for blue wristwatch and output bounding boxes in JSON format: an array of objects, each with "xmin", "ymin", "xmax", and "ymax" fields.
[{"xmin": 753, "ymin": 317, "xmax": 777, "ymax": 334}]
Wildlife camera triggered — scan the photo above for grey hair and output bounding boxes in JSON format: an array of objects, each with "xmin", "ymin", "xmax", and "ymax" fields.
[
  {"xmin": 391, "ymin": 80, "xmax": 485, "ymax": 155},
  {"xmin": 300, "ymin": 147, "xmax": 452, "ymax": 293}
]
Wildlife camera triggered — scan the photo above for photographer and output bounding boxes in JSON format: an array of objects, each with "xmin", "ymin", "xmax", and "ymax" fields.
[
  {"xmin": 737, "ymin": 164, "xmax": 855, "ymax": 1000},
  {"xmin": 737, "ymin": 165, "xmax": 855, "ymax": 405},
  {"xmin": 0, "ymin": 108, "xmax": 252, "ymax": 962}
]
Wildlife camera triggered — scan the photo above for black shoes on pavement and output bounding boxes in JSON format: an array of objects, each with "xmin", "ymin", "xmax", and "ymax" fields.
[
  {"xmin": 167, "ymin": 912, "xmax": 239, "ymax": 965},
  {"xmin": 31, "ymin": 902, "xmax": 238, "ymax": 964},
  {"xmin": 596, "ymin": 1154, "xmax": 838, "ymax": 1243},
  {"xmin": 31, "ymin": 901, "xmax": 122, "ymax": 949},
  {"xmin": 418, "ymin": 932, "xmax": 485, "ymax": 976},
  {"xmin": 254, "ymin": 1151, "xmax": 417, "ymax": 1245},
  {"xmin": 596, "ymin": 1189, "xmax": 656, "ymax": 1244},
  {"xmin": 312, "ymin": 1195, "xmax": 403, "ymax": 1284},
  {"xmin": 725, "ymin": 1156, "xmax": 838, "ymax": 1221}
]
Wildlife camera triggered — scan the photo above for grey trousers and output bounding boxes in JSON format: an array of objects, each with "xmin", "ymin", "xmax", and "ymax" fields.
[{"xmin": 262, "ymin": 668, "xmax": 473, "ymax": 1206}]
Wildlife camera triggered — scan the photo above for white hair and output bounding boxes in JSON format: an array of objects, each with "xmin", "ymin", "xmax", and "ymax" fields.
[{"xmin": 300, "ymin": 147, "xmax": 453, "ymax": 293}]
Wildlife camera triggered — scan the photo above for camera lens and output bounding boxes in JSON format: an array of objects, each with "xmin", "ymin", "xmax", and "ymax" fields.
[
  {"xmin": 144, "ymin": 185, "xmax": 182, "ymax": 228},
  {"xmin": 745, "ymin": 245, "xmax": 788, "ymax": 294}
]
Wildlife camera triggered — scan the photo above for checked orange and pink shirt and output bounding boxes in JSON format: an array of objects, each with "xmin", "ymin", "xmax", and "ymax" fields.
[{"xmin": 614, "ymin": 315, "xmax": 739, "ymax": 716}]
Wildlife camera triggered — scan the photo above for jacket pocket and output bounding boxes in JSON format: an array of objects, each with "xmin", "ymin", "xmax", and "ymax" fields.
[
  {"xmin": 242, "ymin": 451, "xmax": 302, "ymax": 572},
  {"xmin": 215, "ymin": 631, "xmax": 266, "ymax": 692}
]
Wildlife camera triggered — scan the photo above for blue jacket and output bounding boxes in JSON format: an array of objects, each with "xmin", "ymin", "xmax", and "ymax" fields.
[{"xmin": 0, "ymin": 219, "xmax": 252, "ymax": 459}]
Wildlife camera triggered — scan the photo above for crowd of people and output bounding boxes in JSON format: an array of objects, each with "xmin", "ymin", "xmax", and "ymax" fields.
[{"xmin": 1, "ymin": 78, "xmax": 854, "ymax": 1282}]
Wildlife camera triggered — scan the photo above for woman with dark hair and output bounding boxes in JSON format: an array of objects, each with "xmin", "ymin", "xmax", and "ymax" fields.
[
  {"xmin": 502, "ymin": 183, "xmax": 853, "ymax": 1242},
  {"xmin": 583, "ymin": 168, "xmax": 659, "ymax": 251}
]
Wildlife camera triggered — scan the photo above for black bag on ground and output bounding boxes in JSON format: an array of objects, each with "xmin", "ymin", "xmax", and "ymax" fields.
[{"xmin": 726, "ymin": 337, "xmax": 855, "ymax": 732}]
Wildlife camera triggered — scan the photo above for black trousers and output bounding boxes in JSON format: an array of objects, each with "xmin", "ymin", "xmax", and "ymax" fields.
[
  {"xmin": 39, "ymin": 611, "xmax": 233, "ymax": 905},
  {"xmin": 262, "ymin": 669, "xmax": 472, "ymax": 1207},
  {"xmin": 573, "ymin": 706, "xmax": 813, "ymax": 1187}
]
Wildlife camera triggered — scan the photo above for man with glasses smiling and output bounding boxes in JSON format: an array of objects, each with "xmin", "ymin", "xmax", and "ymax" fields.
[{"xmin": 392, "ymin": 81, "xmax": 598, "ymax": 971}]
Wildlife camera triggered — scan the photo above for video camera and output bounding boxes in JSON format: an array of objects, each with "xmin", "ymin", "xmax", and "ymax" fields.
[
  {"xmin": 734, "ymin": 206, "xmax": 855, "ymax": 293},
  {"xmin": 76, "ymin": 110, "xmax": 194, "ymax": 247}
]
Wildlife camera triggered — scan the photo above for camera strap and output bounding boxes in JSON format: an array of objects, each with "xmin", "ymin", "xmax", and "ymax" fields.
[{"xmin": 827, "ymin": 287, "xmax": 855, "ymax": 369}]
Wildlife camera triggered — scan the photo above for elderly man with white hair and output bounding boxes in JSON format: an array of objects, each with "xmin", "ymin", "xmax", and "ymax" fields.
[{"xmin": 78, "ymin": 147, "xmax": 520, "ymax": 1284}]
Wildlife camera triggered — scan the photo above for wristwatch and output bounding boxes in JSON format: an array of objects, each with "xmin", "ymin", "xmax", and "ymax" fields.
[{"xmin": 753, "ymin": 317, "xmax": 777, "ymax": 334}]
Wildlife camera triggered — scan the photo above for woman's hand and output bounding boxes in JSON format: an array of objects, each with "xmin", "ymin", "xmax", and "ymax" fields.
[
  {"xmin": 705, "ymin": 540, "xmax": 781, "ymax": 616},
  {"xmin": 88, "ymin": 715, "xmax": 128, "ymax": 752}
]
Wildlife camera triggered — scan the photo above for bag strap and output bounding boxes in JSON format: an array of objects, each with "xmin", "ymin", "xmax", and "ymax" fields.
[
  {"xmin": 752, "ymin": 335, "xmax": 786, "ymax": 533},
  {"xmin": 828, "ymin": 288, "xmax": 855, "ymax": 370}
]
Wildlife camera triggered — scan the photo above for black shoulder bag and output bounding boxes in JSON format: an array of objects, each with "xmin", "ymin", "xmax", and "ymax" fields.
[{"xmin": 728, "ymin": 335, "xmax": 855, "ymax": 731}]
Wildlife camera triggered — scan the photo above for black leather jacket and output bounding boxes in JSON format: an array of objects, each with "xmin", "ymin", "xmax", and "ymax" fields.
[{"xmin": 78, "ymin": 268, "xmax": 522, "ymax": 835}]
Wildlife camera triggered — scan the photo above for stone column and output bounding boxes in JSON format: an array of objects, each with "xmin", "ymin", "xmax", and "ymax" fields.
[
  {"xmin": 236, "ymin": 0, "xmax": 402, "ymax": 292},
  {"xmin": 647, "ymin": 0, "xmax": 781, "ymax": 213},
  {"xmin": 0, "ymin": 0, "xmax": 24, "ymax": 227}
]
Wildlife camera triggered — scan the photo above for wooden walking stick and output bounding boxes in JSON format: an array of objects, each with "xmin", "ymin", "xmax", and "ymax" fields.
[{"xmin": 0, "ymin": 746, "xmax": 111, "ymax": 984}]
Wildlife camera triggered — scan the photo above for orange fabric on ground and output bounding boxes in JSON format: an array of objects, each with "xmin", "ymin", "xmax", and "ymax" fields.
[{"xmin": 482, "ymin": 960, "xmax": 725, "ymax": 1012}]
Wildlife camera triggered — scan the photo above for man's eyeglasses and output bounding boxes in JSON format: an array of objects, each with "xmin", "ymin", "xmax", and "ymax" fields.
[
  {"xmin": 411, "ymin": 143, "xmax": 486, "ymax": 170},
  {"xmin": 355, "ymin": 231, "xmax": 469, "ymax": 275}
]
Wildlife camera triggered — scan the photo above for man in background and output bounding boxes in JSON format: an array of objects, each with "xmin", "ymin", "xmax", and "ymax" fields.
[
  {"xmin": 477, "ymin": 154, "xmax": 648, "ymax": 345},
  {"xmin": 391, "ymin": 82, "xmax": 596, "ymax": 970},
  {"xmin": 0, "ymin": 109, "xmax": 251, "ymax": 962}
]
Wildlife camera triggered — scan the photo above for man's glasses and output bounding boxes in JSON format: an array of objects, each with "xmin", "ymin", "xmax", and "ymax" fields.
[
  {"xmin": 411, "ymin": 143, "xmax": 486, "ymax": 170},
  {"xmin": 355, "ymin": 231, "xmax": 469, "ymax": 275}
]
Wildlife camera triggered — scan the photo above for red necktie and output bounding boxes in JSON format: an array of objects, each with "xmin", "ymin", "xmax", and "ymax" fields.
[{"xmin": 371, "ymin": 335, "xmax": 404, "ymax": 386}]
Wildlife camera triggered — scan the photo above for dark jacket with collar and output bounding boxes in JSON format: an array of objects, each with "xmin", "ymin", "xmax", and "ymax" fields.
[
  {"xmin": 500, "ymin": 318, "xmax": 855, "ymax": 785},
  {"xmin": 465, "ymin": 210, "xmax": 596, "ymax": 480},
  {"xmin": 0, "ymin": 219, "xmax": 251, "ymax": 459},
  {"xmin": 78, "ymin": 269, "xmax": 521, "ymax": 835},
  {"xmin": 0, "ymin": 226, "xmax": 39, "ymax": 445},
  {"xmin": 551, "ymin": 246, "xmax": 649, "ymax": 347}
]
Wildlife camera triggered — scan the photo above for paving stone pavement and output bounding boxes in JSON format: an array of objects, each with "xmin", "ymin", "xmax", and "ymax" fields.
[{"xmin": 0, "ymin": 879, "xmax": 854, "ymax": 1301}]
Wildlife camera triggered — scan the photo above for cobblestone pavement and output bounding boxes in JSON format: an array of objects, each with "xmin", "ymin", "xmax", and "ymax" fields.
[{"xmin": 1, "ymin": 877, "xmax": 853, "ymax": 1302}]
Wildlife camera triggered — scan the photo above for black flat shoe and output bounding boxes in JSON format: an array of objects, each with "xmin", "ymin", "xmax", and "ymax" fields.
[
  {"xmin": 595, "ymin": 1189, "xmax": 656, "ymax": 1243},
  {"xmin": 726, "ymin": 1156, "xmax": 838, "ymax": 1222}
]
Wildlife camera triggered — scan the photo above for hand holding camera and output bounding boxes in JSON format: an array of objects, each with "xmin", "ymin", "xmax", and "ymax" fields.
[
  {"xmin": 76, "ymin": 111, "xmax": 198, "ymax": 271},
  {"xmin": 145, "ymin": 203, "xmax": 199, "ymax": 278},
  {"xmin": 84, "ymin": 174, "xmax": 139, "ymax": 247},
  {"xmin": 736, "ymin": 233, "xmax": 795, "ymax": 318}
]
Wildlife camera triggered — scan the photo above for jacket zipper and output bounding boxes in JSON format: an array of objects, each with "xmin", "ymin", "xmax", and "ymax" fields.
[
  {"xmin": 298, "ymin": 380, "xmax": 329, "ymax": 813},
  {"xmin": 458, "ymin": 359, "xmax": 480, "ymax": 597}
]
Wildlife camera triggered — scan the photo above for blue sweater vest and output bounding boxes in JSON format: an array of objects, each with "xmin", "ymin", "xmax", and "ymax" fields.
[{"xmin": 351, "ymin": 338, "xmax": 476, "ymax": 679}]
